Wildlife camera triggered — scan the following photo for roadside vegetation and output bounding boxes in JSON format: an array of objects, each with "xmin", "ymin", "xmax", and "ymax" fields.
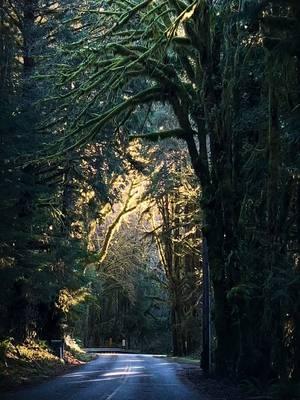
[{"xmin": 0, "ymin": 337, "xmax": 94, "ymax": 389}]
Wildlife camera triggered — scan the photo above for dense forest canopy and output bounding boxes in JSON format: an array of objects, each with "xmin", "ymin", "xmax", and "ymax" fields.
[{"xmin": 0, "ymin": 0, "xmax": 299, "ymax": 397}]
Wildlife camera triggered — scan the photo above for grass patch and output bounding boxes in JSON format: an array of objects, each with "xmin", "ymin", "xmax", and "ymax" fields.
[
  {"xmin": 154, "ymin": 353, "xmax": 200, "ymax": 365},
  {"xmin": 166, "ymin": 356, "xmax": 200, "ymax": 365}
]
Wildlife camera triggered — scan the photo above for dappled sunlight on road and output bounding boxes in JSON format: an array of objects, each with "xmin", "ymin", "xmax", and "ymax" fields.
[
  {"xmin": 103, "ymin": 371, "xmax": 142, "ymax": 377},
  {"xmin": 69, "ymin": 374, "xmax": 153, "ymax": 384},
  {"xmin": 60, "ymin": 354, "xmax": 156, "ymax": 387},
  {"xmin": 113, "ymin": 366, "xmax": 145, "ymax": 370},
  {"xmin": 155, "ymin": 363, "xmax": 171, "ymax": 366}
]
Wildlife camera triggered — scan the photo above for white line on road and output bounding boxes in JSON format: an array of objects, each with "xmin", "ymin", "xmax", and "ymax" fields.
[{"xmin": 104, "ymin": 364, "xmax": 131, "ymax": 400}]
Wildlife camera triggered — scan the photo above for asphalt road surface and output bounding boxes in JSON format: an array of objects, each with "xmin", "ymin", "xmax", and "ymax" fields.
[{"xmin": 1, "ymin": 354, "xmax": 205, "ymax": 400}]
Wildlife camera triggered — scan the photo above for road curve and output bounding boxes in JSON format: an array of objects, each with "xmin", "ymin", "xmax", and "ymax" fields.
[{"xmin": 1, "ymin": 353, "xmax": 205, "ymax": 400}]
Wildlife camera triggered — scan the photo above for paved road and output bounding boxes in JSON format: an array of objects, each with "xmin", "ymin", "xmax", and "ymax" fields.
[{"xmin": 1, "ymin": 354, "xmax": 204, "ymax": 400}]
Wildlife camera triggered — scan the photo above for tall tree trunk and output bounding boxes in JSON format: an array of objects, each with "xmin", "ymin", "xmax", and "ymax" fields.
[{"xmin": 201, "ymin": 236, "xmax": 211, "ymax": 374}]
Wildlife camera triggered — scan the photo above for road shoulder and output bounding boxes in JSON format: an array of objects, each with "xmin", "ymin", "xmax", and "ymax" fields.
[{"xmin": 159, "ymin": 356, "xmax": 243, "ymax": 400}]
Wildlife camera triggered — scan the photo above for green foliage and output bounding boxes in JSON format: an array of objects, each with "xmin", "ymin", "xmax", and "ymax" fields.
[{"xmin": 0, "ymin": 338, "xmax": 14, "ymax": 362}]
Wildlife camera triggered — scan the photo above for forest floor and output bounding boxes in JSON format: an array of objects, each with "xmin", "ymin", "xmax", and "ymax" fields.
[
  {"xmin": 175, "ymin": 362, "xmax": 243, "ymax": 400},
  {"xmin": 0, "ymin": 338, "xmax": 96, "ymax": 390}
]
